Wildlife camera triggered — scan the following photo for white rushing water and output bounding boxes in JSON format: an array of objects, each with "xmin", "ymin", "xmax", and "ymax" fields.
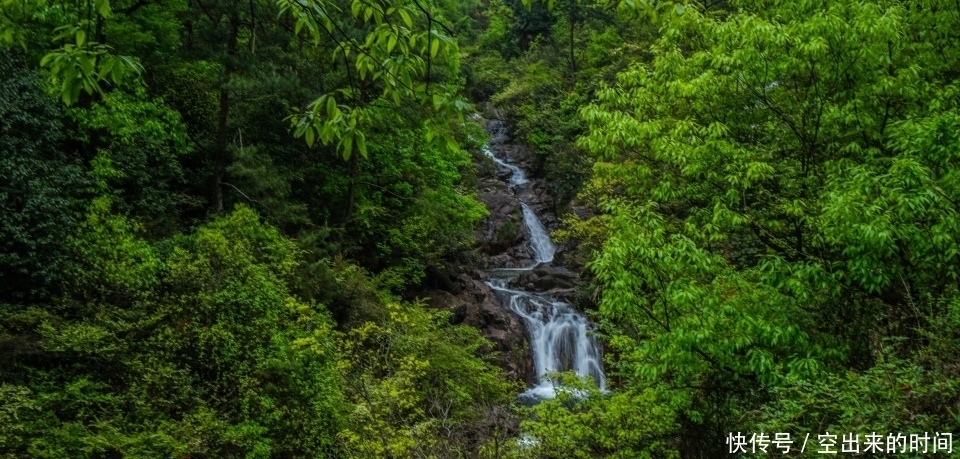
[
  {"xmin": 480, "ymin": 120, "xmax": 604, "ymax": 401},
  {"xmin": 482, "ymin": 145, "xmax": 528, "ymax": 186},
  {"xmin": 488, "ymin": 280, "xmax": 606, "ymax": 400},
  {"xmin": 520, "ymin": 203, "xmax": 555, "ymax": 264}
]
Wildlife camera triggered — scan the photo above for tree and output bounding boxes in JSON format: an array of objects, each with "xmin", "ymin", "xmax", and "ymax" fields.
[
  {"xmin": 0, "ymin": 204, "xmax": 345, "ymax": 457},
  {"xmin": 576, "ymin": 0, "xmax": 960, "ymax": 454},
  {"xmin": 0, "ymin": 49, "xmax": 84, "ymax": 302},
  {"xmin": 339, "ymin": 301, "xmax": 516, "ymax": 458},
  {"xmin": 68, "ymin": 88, "xmax": 194, "ymax": 231}
]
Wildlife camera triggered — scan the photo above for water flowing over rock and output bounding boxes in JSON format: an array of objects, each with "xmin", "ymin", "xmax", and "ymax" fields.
[
  {"xmin": 487, "ymin": 280, "xmax": 605, "ymax": 399},
  {"xmin": 520, "ymin": 203, "xmax": 555, "ymax": 264},
  {"xmin": 424, "ymin": 274, "xmax": 535, "ymax": 385},
  {"xmin": 477, "ymin": 119, "xmax": 605, "ymax": 402},
  {"xmin": 483, "ymin": 145, "xmax": 528, "ymax": 186}
]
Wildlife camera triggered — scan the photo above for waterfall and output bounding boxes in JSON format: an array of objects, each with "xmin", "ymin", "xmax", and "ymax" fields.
[
  {"xmin": 488, "ymin": 281, "xmax": 606, "ymax": 399},
  {"xmin": 482, "ymin": 145, "xmax": 528, "ymax": 186},
  {"xmin": 481, "ymin": 120, "xmax": 605, "ymax": 401},
  {"xmin": 520, "ymin": 203, "xmax": 555, "ymax": 264}
]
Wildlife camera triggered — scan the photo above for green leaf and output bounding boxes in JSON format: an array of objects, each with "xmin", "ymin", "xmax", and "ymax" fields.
[
  {"xmin": 95, "ymin": 0, "xmax": 111, "ymax": 17},
  {"xmin": 398, "ymin": 8, "xmax": 412, "ymax": 28},
  {"xmin": 356, "ymin": 131, "xmax": 367, "ymax": 158},
  {"xmin": 387, "ymin": 34, "xmax": 397, "ymax": 53},
  {"xmin": 97, "ymin": 57, "xmax": 115, "ymax": 80},
  {"xmin": 343, "ymin": 132, "xmax": 353, "ymax": 158},
  {"xmin": 305, "ymin": 127, "xmax": 315, "ymax": 147},
  {"xmin": 326, "ymin": 96, "xmax": 336, "ymax": 118}
]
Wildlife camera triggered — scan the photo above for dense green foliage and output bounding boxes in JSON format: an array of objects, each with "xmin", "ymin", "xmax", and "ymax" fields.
[
  {"xmin": 571, "ymin": 0, "xmax": 960, "ymax": 456},
  {"xmin": 6, "ymin": 0, "xmax": 960, "ymax": 457},
  {"xmin": 1, "ymin": 202, "xmax": 512, "ymax": 457},
  {"xmin": 462, "ymin": 0, "xmax": 960, "ymax": 456},
  {"xmin": 0, "ymin": 49, "xmax": 84, "ymax": 301},
  {"xmin": 1, "ymin": 0, "xmax": 513, "ymax": 457},
  {"xmin": 3, "ymin": 203, "xmax": 345, "ymax": 457}
]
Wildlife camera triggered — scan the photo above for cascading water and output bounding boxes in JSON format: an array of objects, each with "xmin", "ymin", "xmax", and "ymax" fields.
[
  {"xmin": 482, "ymin": 145, "xmax": 528, "ymax": 186},
  {"xmin": 480, "ymin": 120, "xmax": 605, "ymax": 401},
  {"xmin": 488, "ymin": 280, "xmax": 606, "ymax": 400},
  {"xmin": 520, "ymin": 203, "xmax": 555, "ymax": 264}
]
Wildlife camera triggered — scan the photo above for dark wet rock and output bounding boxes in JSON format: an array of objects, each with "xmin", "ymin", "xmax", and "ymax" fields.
[
  {"xmin": 487, "ymin": 253, "xmax": 535, "ymax": 269},
  {"xmin": 477, "ymin": 188, "xmax": 526, "ymax": 255},
  {"xmin": 543, "ymin": 287, "xmax": 578, "ymax": 303},
  {"xmin": 508, "ymin": 264, "xmax": 579, "ymax": 291},
  {"xmin": 498, "ymin": 142, "xmax": 536, "ymax": 167},
  {"xmin": 494, "ymin": 168, "xmax": 514, "ymax": 183},
  {"xmin": 424, "ymin": 275, "xmax": 535, "ymax": 384},
  {"xmin": 482, "ymin": 111, "xmax": 508, "ymax": 133},
  {"xmin": 514, "ymin": 186, "xmax": 542, "ymax": 208}
]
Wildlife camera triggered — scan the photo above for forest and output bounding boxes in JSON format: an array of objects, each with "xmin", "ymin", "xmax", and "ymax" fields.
[{"xmin": 2, "ymin": 0, "xmax": 960, "ymax": 457}]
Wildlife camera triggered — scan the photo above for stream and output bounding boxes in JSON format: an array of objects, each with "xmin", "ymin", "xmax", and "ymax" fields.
[{"xmin": 480, "ymin": 120, "xmax": 605, "ymax": 401}]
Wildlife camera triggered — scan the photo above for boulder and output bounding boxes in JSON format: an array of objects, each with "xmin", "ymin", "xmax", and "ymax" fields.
[
  {"xmin": 477, "ymin": 188, "xmax": 526, "ymax": 255},
  {"xmin": 508, "ymin": 264, "xmax": 579, "ymax": 291}
]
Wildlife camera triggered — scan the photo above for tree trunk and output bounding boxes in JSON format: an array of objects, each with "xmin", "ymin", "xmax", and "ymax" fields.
[
  {"xmin": 214, "ymin": 15, "xmax": 240, "ymax": 212},
  {"xmin": 568, "ymin": 2, "xmax": 577, "ymax": 84},
  {"xmin": 343, "ymin": 152, "xmax": 359, "ymax": 225}
]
